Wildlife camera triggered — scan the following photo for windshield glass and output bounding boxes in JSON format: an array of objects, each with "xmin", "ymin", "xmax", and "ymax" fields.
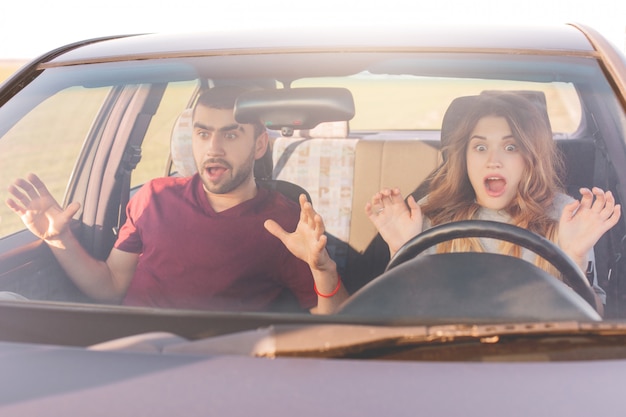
[{"xmin": 0, "ymin": 51, "xmax": 624, "ymax": 325}]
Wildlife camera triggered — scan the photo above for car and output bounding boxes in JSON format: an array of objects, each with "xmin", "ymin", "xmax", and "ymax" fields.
[{"xmin": 1, "ymin": 22, "xmax": 626, "ymax": 415}]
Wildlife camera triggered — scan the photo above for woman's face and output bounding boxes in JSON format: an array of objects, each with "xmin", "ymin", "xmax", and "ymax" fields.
[{"xmin": 466, "ymin": 116, "xmax": 527, "ymax": 210}]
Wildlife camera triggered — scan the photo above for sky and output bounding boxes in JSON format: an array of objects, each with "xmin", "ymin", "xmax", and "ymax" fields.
[{"xmin": 0, "ymin": 0, "xmax": 624, "ymax": 60}]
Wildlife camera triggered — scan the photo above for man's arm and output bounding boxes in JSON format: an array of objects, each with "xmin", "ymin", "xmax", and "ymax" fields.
[
  {"xmin": 6, "ymin": 173, "xmax": 137, "ymax": 303},
  {"xmin": 264, "ymin": 194, "xmax": 348, "ymax": 314},
  {"xmin": 307, "ymin": 258, "xmax": 349, "ymax": 315},
  {"xmin": 48, "ymin": 235, "xmax": 138, "ymax": 303}
]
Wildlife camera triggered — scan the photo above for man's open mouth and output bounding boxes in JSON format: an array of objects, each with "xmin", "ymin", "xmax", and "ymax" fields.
[{"xmin": 204, "ymin": 161, "xmax": 231, "ymax": 181}]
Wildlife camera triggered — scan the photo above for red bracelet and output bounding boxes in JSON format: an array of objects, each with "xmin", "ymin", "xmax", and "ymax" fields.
[{"xmin": 314, "ymin": 276, "xmax": 342, "ymax": 298}]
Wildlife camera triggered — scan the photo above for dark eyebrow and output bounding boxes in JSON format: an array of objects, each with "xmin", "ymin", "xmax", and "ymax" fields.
[
  {"xmin": 218, "ymin": 124, "xmax": 244, "ymax": 133},
  {"xmin": 192, "ymin": 122, "xmax": 243, "ymax": 133},
  {"xmin": 193, "ymin": 122, "xmax": 212, "ymax": 131}
]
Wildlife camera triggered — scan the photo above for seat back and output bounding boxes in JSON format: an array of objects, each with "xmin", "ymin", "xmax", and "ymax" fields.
[
  {"xmin": 272, "ymin": 122, "xmax": 358, "ymax": 269},
  {"xmin": 170, "ymin": 109, "xmax": 196, "ymax": 177},
  {"xmin": 272, "ymin": 122, "xmax": 356, "ymax": 242},
  {"xmin": 272, "ymin": 122, "xmax": 441, "ymax": 288}
]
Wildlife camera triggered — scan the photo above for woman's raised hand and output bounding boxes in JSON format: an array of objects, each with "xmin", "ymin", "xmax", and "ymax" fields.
[
  {"xmin": 365, "ymin": 188, "xmax": 424, "ymax": 257},
  {"xmin": 559, "ymin": 187, "xmax": 621, "ymax": 269}
]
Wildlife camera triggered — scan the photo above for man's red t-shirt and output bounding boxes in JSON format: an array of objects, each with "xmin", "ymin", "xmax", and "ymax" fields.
[{"xmin": 114, "ymin": 174, "xmax": 317, "ymax": 311}]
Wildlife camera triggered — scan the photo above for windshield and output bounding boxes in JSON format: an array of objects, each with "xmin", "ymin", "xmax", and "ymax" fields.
[{"xmin": 0, "ymin": 51, "xmax": 624, "ymax": 327}]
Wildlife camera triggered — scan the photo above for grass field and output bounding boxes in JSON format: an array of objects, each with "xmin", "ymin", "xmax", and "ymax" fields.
[
  {"xmin": 0, "ymin": 60, "xmax": 29, "ymax": 235},
  {"xmin": 0, "ymin": 60, "xmax": 27, "ymax": 83}
]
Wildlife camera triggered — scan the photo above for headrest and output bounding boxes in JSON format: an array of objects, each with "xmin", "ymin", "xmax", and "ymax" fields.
[
  {"xmin": 482, "ymin": 90, "xmax": 550, "ymax": 129},
  {"xmin": 440, "ymin": 95, "xmax": 477, "ymax": 146},
  {"xmin": 170, "ymin": 109, "xmax": 196, "ymax": 177},
  {"xmin": 170, "ymin": 108, "xmax": 273, "ymax": 179},
  {"xmin": 289, "ymin": 120, "xmax": 350, "ymax": 139}
]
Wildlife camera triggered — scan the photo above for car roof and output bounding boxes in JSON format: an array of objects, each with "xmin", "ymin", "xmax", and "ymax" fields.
[{"xmin": 41, "ymin": 24, "xmax": 598, "ymax": 67}]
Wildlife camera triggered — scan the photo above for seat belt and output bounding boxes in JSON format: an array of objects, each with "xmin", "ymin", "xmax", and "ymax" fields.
[
  {"xmin": 113, "ymin": 84, "xmax": 166, "ymax": 236},
  {"xmin": 113, "ymin": 120, "xmax": 145, "ymax": 236},
  {"xmin": 591, "ymin": 128, "xmax": 626, "ymax": 316},
  {"xmin": 272, "ymin": 138, "xmax": 309, "ymax": 179}
]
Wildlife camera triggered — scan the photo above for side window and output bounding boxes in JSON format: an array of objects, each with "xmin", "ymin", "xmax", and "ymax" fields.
[
  {"xmin": 0, "ymin": 86, "xmax": 110, "ymax": 238},
  {"xmin": 131, "ymin": 80, "xmax": 198, "ymax": 187}
]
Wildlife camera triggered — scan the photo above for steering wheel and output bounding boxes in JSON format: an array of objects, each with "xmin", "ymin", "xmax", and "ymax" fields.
[
  {"xmin": 338, "ymin": 220, "xmax": 599, "ymax": 319},
  {"xmin": 387, "ymin": 220, "xmax": 597, "ymax": 309}
]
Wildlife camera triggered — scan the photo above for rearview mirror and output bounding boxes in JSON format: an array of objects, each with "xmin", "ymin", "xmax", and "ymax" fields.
[{"xmin": 234, "ymin": 87, "xmax": 355, "ymax": 135}]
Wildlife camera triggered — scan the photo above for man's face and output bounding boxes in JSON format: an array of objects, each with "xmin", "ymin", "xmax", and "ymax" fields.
[{"xmin": 192, "ymin": 105, "xmax": 267, "ymax": 195}]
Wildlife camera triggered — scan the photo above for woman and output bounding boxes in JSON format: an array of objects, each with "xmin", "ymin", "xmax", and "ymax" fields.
[{"xmin": 365, "ymin": 92, "xmax": 620, "ymax": 312}]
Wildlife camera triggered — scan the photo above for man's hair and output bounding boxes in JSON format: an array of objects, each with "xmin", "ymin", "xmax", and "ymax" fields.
[{"xmin": 194, "ymin": 86, "xmax": 266, "ymax": 138}]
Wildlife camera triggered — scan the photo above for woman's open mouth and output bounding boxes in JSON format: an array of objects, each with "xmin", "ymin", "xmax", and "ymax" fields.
[{"xmin": 484, "ymin": 176, "xmax": 506, "ymax": 197}]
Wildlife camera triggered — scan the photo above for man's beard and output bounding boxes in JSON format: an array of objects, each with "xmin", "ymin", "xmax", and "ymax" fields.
[{"xmin": 199, "ymin": 152, "xmax": 256, "ymax": 195}]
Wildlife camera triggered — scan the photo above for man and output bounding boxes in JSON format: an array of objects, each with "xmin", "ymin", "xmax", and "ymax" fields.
[{"xmin": 6, "ymin": 86, "xmax": 346, "ymax": 314}]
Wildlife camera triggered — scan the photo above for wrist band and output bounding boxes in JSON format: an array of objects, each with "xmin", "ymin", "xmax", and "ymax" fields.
[{"xmin": 314, "ymin": 276, "xmax": 342, "ymax": 298}]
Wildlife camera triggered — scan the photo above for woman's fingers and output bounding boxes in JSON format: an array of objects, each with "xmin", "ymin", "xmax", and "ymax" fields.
[
  {"xmin": 578, "ymin": 187, "xmax": 594, "ymax": 209},
  {"xmin": 560, "ymin": 199, "xmax": 580, "ymax": 221},
  {"xmin": 366, "ymin": 190, "xmax": 386, "ymax": 216},
  {"xmin": 369, "ymin": 188, "xmax": 405, "ymax": 210},
  {"xmin": 598, "ymin": 191, "xmax": 616, "ymax": 218},
  {"xmin": 389, "ymin": 188, "xmax": 404, "ymax": 205},
  {"xmin": 590, "ymin": 187, "xmax": 606, "ymax": 213},
  {"xmin": 573, "ymin": 187, "xmax": 622, "ymax": 229},
  {"xmin": 407, "ymin": 195, "xmax": 422, "ymax": 218},
  {"xmin": 610, "ymin": 205, "xmax": 622, "ymax": 226}
]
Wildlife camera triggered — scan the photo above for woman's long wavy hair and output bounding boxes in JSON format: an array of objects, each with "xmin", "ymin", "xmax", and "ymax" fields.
[{"xmin": 420, "ymin": 92, "xmax": 565, "ymax": 275}]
